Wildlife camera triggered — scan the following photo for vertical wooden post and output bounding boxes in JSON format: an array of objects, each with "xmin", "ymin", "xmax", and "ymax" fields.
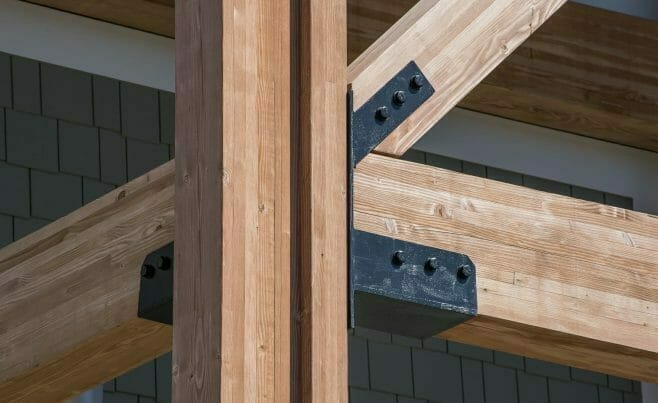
[
  {"xmin": 174, "ymin": 0, "xmax": 291, "ymax": 401},
  {"xmin": 296, "ymin": 0, "xmax": 348, "ymax": 401},
  {"xmin": 175, "ymin": 0, "xmax": 347, "ymax": 400}
]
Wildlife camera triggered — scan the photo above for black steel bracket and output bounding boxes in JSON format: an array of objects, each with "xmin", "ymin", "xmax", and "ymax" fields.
[
  {"xmin": 138, "ymin": 242, "xmax": 173, "ymax": 325},
  {"xmin": 348, "ymin": 61, "xmax": 477, "ymax": 338},
  {"xmin": 349, "ymin": 61, "xmax": 435, "ymax": 165}
]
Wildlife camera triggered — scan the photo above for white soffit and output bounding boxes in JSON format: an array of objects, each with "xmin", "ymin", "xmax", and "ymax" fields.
[{"xmin": 0, "ymin": 0, "xmax": 174, "ymax": 91}]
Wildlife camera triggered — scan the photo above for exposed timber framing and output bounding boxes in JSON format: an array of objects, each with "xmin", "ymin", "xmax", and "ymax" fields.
[
  {"xmin": 349, "ymin": 0, "xmax": 658, "ymax": 154},
  {"xmin": 348, "ymin": 0, "xmax": 567, "ymax": 157},
  {"xmin": 173, "ymin": 0, "xmax": 292, "ymax": 401},
  {"xmin": 354, "ymin": 153, "xmax": 658, "ymax": 383},
  {"xmin": 296, "ymin": 0, "xmax": 349, "ymax": 400},
  {"xmin": 0, "ymin": 161, "xmax": 174, "ymax": 402},
  {"xmin": 22, "ymin": 0, "xmax": 658, "ymax": 152}
]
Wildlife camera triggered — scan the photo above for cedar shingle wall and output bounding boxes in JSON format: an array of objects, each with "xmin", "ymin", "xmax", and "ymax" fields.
[{"xmin": 0, "ymin": 52, "xmax": 642, "ymax": 403}]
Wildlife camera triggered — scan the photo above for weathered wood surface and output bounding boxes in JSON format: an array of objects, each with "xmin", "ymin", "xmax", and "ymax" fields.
[
  {"xmin": 24, "ymin": 0, "xmax": 174, "ymax": 37},
  {"xmin": 348, "ymin": 0, "xmax": 567, "ymax": 156},
  {"xmin": 348, "ymin": 0, "xmax": 658, "ymax": 153},
  {"xmin": 354, "ymin": 153, "xmax": 658, "ymax": 383},
  {"xmin": 0, "ymin": 161, "xmax": 174, "ymax": 402},
  {"xmin": 25, "ymin": 0, "xmax": 658, "ymax": 152},
  {"xmin": 295, "ymin": 0, "xmax": 349, "ymax": 401},
  {"xmin": 173, "ymin": 0, "xmax": 293, "ymax": 401}
]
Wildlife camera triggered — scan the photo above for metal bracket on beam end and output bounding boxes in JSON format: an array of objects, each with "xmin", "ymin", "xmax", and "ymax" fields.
[
  {"xmin": 350, "ymin": 230, "xmax": 477, "ymax": 338},
  {"xmin": 350, "ymin": 61, "xmax": 435, "ymax": 165},
  {"xmin": 138, "ymin": 242, "xmax": 173, "ymax": 325}
]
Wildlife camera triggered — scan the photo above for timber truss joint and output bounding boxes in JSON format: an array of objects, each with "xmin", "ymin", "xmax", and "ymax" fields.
[{"xmin": 348, "ymin": 61, "xmax": 477, "ymax": 338}]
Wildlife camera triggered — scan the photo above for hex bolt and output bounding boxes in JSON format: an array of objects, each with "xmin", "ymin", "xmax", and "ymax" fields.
[
  {"xmin": 392, "ymin": 250, "xmax": 406, "ymax": 265},
  {"xmin": 375, "ymin": 106, "xmax": 391, "ymax": 121},
  {"xmin": 425, "ymin": 257, "xmax": 439, "ymax": 273},
  {"xmin": 141, "ymin": 264, "xmax": 156, "ymax": 279},
  {"xmin": 458, "ymin": 264, "xmax": 473, "ymax": 278},
  {"xmin": 156, "ymin": 256, "xmax": 172, "ymax": 271},
  {"xmin": 392, "ymin": 90, "xmax": 406, "ymax": 105},
  {"xmin": 410, "ymin": 74, "xmax": 424, "ymax": 90}
]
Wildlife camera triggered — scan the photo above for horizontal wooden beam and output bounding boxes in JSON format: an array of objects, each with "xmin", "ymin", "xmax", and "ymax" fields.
[
  {"xmin": 0, "ymin": 161, "xmax": 174, "ymax": 401},
  {"xmin": 23, "ymin": 0, "xmax": 174, "ymax": 37},
  {"xmin": 354, "ymin": 154, "xmax": 658, "ymax": 383}
]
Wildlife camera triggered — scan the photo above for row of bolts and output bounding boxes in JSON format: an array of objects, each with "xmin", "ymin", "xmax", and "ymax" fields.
[
  {"xmin": 392, "ymin": 250, "xmax": 472, "ymax": 279},
  {"xmin": 375, "ymin": 74, "xmax": 425, "ymax": 121}
]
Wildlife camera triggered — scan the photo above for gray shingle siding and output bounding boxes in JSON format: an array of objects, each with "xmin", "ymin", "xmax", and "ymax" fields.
[
  {"xmin": 121, "ymin": 82, "xmax": 160, "ymax": 143},
  {"xmin": 0, "ymin": 54, "xmax": 643, "ymax": 403},
  {"xmin": 11, "ymin": 56, "xmax": 40, "ymax": 114},
  {"xmin": 41, "ymin": 63, "xmax": 93, "ymax": 125},
  {"xmin": 93, "ymin": 75, "xmax": 121, "ymax": 131},
  {"xmin": 6, "ymin": 109, "xmax": 58, "ymax": 172},
  {"xmin": 0, "ymin": 53, "xmax": 11, "ymax": 108},
  {"xmin": 1, "ymin": 108, "xmax": 6, "ymax": 160},
  {"xmin": 58, "ymin": 121, "xmax": 100, "ymax": 178}
]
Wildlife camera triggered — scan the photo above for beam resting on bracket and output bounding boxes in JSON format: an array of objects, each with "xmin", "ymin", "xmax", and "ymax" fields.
[
  {"xmin": 347, "ymin": 0, "xmax": 566, "ymax": 157},
  {"xmin": 0, "ymin": 161, "xmax": 174, "ymax": 402},
  {"xmin": 354, "ymin": 154, "xmax": 658, "ymax": 383}
]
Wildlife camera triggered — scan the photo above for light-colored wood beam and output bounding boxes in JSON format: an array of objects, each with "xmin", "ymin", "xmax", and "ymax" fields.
[
  {"xmin": 348, "ymin": 0, "xmax": 566, "ymax": 157},
  {"xmin": 24, "ymin": 0, "xmax": 174, "ymax": 37},
  {"xmin": 348, "ymin": 0, "xmax": 658, "ymax": 154},
  {"xmin": 295, "ymin": 0, "xmax": 349, "ymax": 401},
  {"xmin": 354, "ymin": 153, "xmax": 658, "ymax": 383},
  {"xmin": 23, "ymin": 0, "xmax": 658, "ymax": 152},
  {"xmin": 0, "ymin": 161, "xmax": 174, "ymax": 402},
  {"xmin": 173, "ymin": 0, "xmax": 292, "ymax": 401}
]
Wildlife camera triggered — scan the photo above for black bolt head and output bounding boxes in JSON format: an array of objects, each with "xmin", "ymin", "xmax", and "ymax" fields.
[
  {"xmin": 156, "ymin": 256, "xmax": 172, "ymax": 271},
  {"xmin": 141, "ymin": 264, "xmax": 156, "ymax": 279},
  {"xmin": 375, "ymin": 106, "xmax": 390, "ymax": 121},
  {"xmin": 410, "ymin": 74, "xmax": 424, "ymax": 90},
  {"xmin": 458, "ymin": 264, "xmax": 472, "ymax": 278},
  {"xmin": 392, "ymin": 250, "xmax": 406, "ymax": 265},
  {"xmin": 392, "ymin": 90, "xmax": 406, "ymax": 105},
  {"xmin": 425, "ymin": 257, "xmax": 439, "ymax": 272}
]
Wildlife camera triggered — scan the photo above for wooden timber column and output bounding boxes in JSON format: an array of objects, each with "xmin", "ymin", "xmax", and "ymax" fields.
[
  {"xmin": 296, "ymin": 0, "xmax": 349, "ymax": 401},
  {"xmin": 174, "ymin": 0, "xmax": 347, "ymax": 401}
]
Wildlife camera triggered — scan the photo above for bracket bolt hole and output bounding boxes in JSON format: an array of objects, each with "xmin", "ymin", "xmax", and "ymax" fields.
[
  {"xmin": 157, "ymin": 256, "xmax": 172, "ymax": 271},
  {"xmin": 375, "ymin": 106, "xmax": 391, "ymax": 121},
  {"xmin": 392, "ymin": 91, "xmax": 406, "ymax": 105},
  {"xmin": 141, "ymin": 264, "xmax": 156, "ymax": 279},
  {"xmin": 392, "ymin": 250, "xmax": 406, "ymax": 265},
  {"xmin": 458, "ymin": 264, "xmax": 472, "ymax": 279},
  {"xmin": 425, "ymin": 257, "xmax": 439, "ymax": 273},
  {"xmin": 410, "ymin": 74, "xmax": 424, "ymax": 90}
]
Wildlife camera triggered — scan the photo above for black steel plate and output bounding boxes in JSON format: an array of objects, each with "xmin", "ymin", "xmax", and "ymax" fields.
[
  {"xmin": 350, "ymin": 229, "xmax": 476, "ymax": 338},
  {"xmin": 350, "ymin": 61, "xmax": 435, "ymax": 165},
  {"xmin": 138, "ymin": 242, "xmax": 173, "ymax": 325}
]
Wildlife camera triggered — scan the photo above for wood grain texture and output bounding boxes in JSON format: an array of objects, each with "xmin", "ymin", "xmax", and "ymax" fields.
[
  {"xmin": 348, "ymin": 0, "xmax": 658, "ymax": 153},
  {"xmin": 24, "ymin": 0, "xmax": 658, "ymax": 152},
  {"xmin": 23, "ymin": 0, "xmax": 174, "ymax": 37},
  {"xmin": 460, "ymin": 2, "xmax": 658, "ymax": 153},
  {"xmin": 174, "ymin": 0, "xmax": 291, "ymax": 401},
  {"xmin": 0, "ymin": 161, "xmax": 174, "ymax": 402},
  {"xmin": 354, "ymin": 153, "xmax": 658, "ymax": 383},
  {"xmin": 295, "ymin": 0, "xmax": 349, "ymax": 401},
  {"xmin": 348, "ymin": 0, "xmax": 567, "ymax": 157}
]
